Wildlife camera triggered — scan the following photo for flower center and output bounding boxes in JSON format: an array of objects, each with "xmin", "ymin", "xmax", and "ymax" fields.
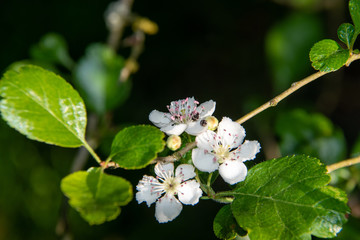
[
  {"xmin": 167, "ymin": 97, "xmax": 203, "ymax": 124},
  {"xmin": 215, "ymin": 145, "xmax": 230, "ymax": 163},
  {"xmin": 163, "ymin": 176, "xmax": 181, "ymax": 196}
]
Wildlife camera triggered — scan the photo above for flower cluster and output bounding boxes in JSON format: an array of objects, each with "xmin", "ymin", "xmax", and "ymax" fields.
[{"xmin": 136, "ymin": 97, "xmax": 260, "ymax": 223}]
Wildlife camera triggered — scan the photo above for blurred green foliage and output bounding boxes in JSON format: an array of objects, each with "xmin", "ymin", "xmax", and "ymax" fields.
[
  {"xmin": 0, "ymin": 119, "xmax": 62, "ymax": 240},
  {"xmin": 266, "ymin": 13, "xmax": 323, "ymax": 92},
  {"xmin": 1, "ymin": 0, "xmax": 360, "ymax": 239},
  {"xmin": 74, "ymin": 44, "xmax": 131, "ymax": 115},
  {"xmin": 276, "ymin": 109, "xmax": 346, "ymax": 165},
  {"xmin": 30, "ymin": 33, "xmax": 74, "ymax": 70}
]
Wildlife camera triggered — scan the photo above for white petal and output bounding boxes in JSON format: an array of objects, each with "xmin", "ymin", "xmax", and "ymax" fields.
[
  {"xmin": 192, "ymin": 148, "xmax": 219, "ymax": 172},
  {"xmin": 177, "ymin": 180, "xmax": 202, "ymax": 205},
  {"xmin": 195, "ymin": 130, "xmax": 217, "ymax": 152},
  {"xmin": 217, "ymin": 117, "xmax": 245, "ymax": 148},
  {"xmin": 219, "ymin": 160, "xmax": 248, "ymax": 185},
  {"xmin": 136, "ymin": 175, "xmax": 161, "ymax": 207},
  {"xmin": 175, "ymin": 164, "xmax": 196, "ymax": 182},
  {"xmin": 155, "ymin": 195, "xmax": 183, "ymax": 223},
  {"xmin": 185, "ymin": 120, "xmax": 208, "ymax": 136},
  {"xmin": 149, "ymin": 110, "xmax": 172, "ymax": 128},
  {"xmin": 160, "ymin": 123, "xmax": 187, "ymax": 135},
  {"xmin": 198, "ymin": 100, "xmax": 216, "ymax": 118},
  {"xmin": 234, "ymin": 140, "xmax": 261, "ymax": 162},
  {"xmin": 155, "ymin": 162, "xmax": 174, "ymax": 179}
]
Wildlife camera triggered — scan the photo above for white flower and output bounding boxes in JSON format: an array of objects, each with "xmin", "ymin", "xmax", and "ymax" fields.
[
  {"xmin": 192, "ymin": 117, "xmax": 260, "ymax": 185},
  {"xmin": 149, "ymin": 97, "xmax": 216, "ymax": 136},
  {"xmin": 136, "ymin": 162, "xmax": 202, "ymax": 223}
]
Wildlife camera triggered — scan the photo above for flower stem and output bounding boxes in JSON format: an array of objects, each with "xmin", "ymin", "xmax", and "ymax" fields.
[
  {"xmin": 236, "ymin": 53, "xmax": 360, "ymax": 125},
  {"xmin": 207, "ymin": 172, "xmax": 213, "ymax": 187},
  {"xmin": 212, "ymin": 191, "xmax": 235, "ymax": 203},
  {"xmin": 327, "ymin": 156, "xmax": 360, "ymax": 173},
  {"xmin": 195, "ymin": 169, "xmax": 209, "ymax": 195},
  {"xmin": 83, "ymin": 141, "xmax": 102, "ymax": 164}
]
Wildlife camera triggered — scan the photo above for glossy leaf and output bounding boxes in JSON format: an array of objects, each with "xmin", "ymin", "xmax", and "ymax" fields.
[
  {"xmin": 109, "ymin": 125, "xmax": 165, "ymax": 169},
  {"xmin": 231, "ymin": 155, "xmax": 349, "ymax": 240},
  {"xmin": 30, "ymin": 33, "xmax": 74, "ymax": 70},
  {"xmin": 337, "ymin": 23, "xmax": 355, "ymax": 49},
  {"xmin": 61, "ymin": 168, "xmax": 132, "ymax": 225},
  {"xmin": 74, "ymin": 43, "xmax": 131, "ymax": 115},
  {"xmin": 275, "ymin": 109, "xmax": 346, "ymax": 165},
  {"xmin": 214, "ymin": 205, "xmax": 246, "ymax": 240},
  {"xmin": 0, "ymin": 65, "xmax": 86, "ymax": 147},
  {"xmin": 309, "ymin": 39, "xmax": 349, "ymax": 72},
  {"xmin": 350, "ymin": 0, "xmax": 360, "ymax": 35}
]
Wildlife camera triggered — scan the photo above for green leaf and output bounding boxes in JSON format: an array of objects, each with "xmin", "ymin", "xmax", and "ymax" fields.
[
  {"xmin": 109, "ymin": 125, "xmax": 165, "ymax": 169},
  {"xmin": 61, "ymin": 167, "xmax": 132, "ymax": 225},
  {"xmin": 275, "ymin": 109, "xmax": 346, "ymax": 165},
  {"xmin": 350, "ymin": 0, "xmax": 360, "ymax": 35},
  {"xmin": 74, "ymin": 43, "xmax": 131, "ymax": 115},
  {"xmin": 309, "ymin": 39, "xmax": 349, "ymax": 72},
  {"xmin": 214, "ymin": 205, "xmax": 247, "ymax": 240},
  {"xmin": 337, "ymin": 23, "xmax": 356, "ymax": 49},
  {"xmin": 265, "ymin": 13, "xmax": 323, "ymax": 92},
  {"xmin": 30, "ymin": 33, "xmax": 74, "ymax": 70},
  {"xmin": 231, "ymin": 155, "xmax": 349, "ymax": 240},
  {"xmin": 0, "ymin": 65, "xmax": 86, "ymax": 147}
]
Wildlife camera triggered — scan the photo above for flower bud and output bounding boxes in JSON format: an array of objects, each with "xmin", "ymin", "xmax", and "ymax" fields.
[
  {"xmin": 133, "ymin": 17, "xmax": 159, "ymax": 35},
  {"xmin": 206, "ymin": 116, "xmax": 219, "ymax": 131},
  {"xmin": 166, "ymin": 135, "xmax": 182, "ymax": 151}
]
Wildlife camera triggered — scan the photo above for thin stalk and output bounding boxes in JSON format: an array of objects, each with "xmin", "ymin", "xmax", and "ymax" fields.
[
  {"xmin": 236, "ymin": 71, "xmax": 327, "ymax": 124},
  {"xmin": 83, "ymin": 141, "xmax": 102, "ymax": 164},
  {"xmin": 327, "ymin": 156, "xmax": 360, "ymax": 173},
  {"xmin": 152, "ymin": 142, "xmax": 197, "ymax": 163},
  {"xmin": 236, "ymin": 53, "xmax": 360, "ymax": 125},
  {"xmin": 207, "ymin": 172, "xmax": 213, "ymax": 188},
  {"xmin": 195, "ymin": 169, "xmax": 209, "ymax": 194}
]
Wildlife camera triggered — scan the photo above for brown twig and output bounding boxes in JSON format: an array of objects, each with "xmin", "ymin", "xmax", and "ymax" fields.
[
  {"xmin": 236, "ymin": 71, "xmax": 327, "ymax": 124},
  {"xmin": 236, "ymin": 53, "xmax": 360, "ymax": 125},
  {"xmin": 152, "ymin": 142, "xmax": 197, "ymax": 163},
  {"xmin": 327, "ymin": 156, "xmax": 360, "ymax": 173},
  {"xmin": 106, "ymin": 0, "xmax": 134, "ymax": 51}
]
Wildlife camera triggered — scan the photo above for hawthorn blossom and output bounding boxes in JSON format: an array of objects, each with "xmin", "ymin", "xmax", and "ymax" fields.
[
  {"xmin": 192, "ymin": 117, "xmax": 260, "ymax": 185},
  {"xmin": 136, "ymin": 162, "xmax": 202, "ymax": 223},
  {"xmin": 149, "ymin": 97, "xmax": 216, "ymax": 136}
]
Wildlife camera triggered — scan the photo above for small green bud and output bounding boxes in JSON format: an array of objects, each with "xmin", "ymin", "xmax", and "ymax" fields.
[
  {"xmin": 166, "ymin": 135, "xmax": 182, "ymax": 151},
  {"xmin": 206, "ymin": 116, "xmax": 219, "ymax": 131}
]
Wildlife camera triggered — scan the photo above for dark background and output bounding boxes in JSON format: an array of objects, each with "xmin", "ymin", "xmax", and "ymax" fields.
[{"xmin": 1, "ymin": 0, "xmax": 360, "ymax": 239}]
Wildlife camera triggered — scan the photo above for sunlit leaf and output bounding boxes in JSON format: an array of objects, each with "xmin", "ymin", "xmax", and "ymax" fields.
[
  {"xmin": 109, "ymin": 125, "xmax": 165, "ymax": 169},
  {"xmin": 61, "ymin": 168, "xmax": 132, "ymax": 225},
  {"xmin": 309, "ymin": 39, "xmax": 349, "ymax": 72},
  {"xmin": 231, "ymin": 155, "xmax": 349, "ymax": 240},
  {"xmin": 0, "ymin": 65, "xmax": 87, "ymax": 147}
]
